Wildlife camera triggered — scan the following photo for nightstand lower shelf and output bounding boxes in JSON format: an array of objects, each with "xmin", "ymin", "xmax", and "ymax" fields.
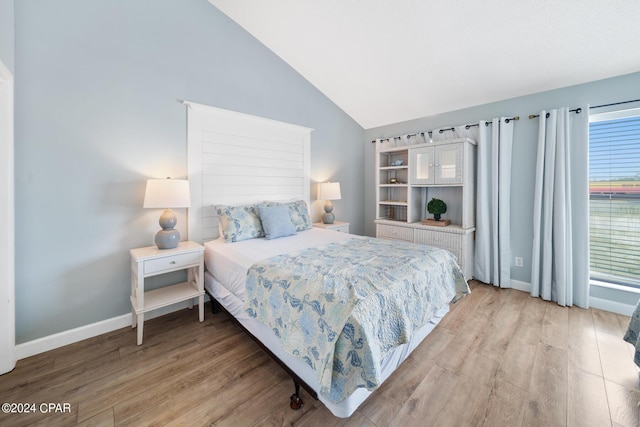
[
  {"xmin": 130, "ymin": 281, "xmax": 204, "ymax": 346},
  {"xmin": 130, "ymin": 281, "xmax": 203, "ymax": 314}
]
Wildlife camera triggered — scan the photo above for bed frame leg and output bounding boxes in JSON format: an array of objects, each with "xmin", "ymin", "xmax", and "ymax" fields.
[
  {"xmin": 290, "ymin": 381, "xmax": 303, "ymax": 410},
  {"xmin": 205, "ymin": 290, "xmax": 219, "ymax": 314}
]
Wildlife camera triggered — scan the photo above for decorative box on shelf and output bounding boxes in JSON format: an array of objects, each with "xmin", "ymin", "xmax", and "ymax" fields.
[{"xmin": 421, "ymin": 219, "xmax": 451, "ymax": 227}]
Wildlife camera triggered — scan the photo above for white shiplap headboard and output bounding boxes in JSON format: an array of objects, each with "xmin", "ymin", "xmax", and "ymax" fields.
[{"xmin": 185, "ymin": 101, "xmax": 313, "ymax": 243}]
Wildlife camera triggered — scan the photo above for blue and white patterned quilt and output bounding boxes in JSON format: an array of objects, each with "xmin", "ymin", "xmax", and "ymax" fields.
[
  {"xmin": 624, "ymin": 300, "xmax": 640, "ymax": 368},
  {"xmin": 244, "ymin": 236, "xmax": 469, "ymax": 402}
]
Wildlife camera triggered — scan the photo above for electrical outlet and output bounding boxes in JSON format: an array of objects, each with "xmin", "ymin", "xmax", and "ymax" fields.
[{"xmin": 515, "ymin": 257, "xmax": 524, "ymax": 267}]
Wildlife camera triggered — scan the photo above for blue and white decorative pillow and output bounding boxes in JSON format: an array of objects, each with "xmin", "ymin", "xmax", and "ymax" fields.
[
  {"xmin": 287, "ymin": 200, "xmax": 313, "ymax": 231},
  {"xmin": 215, "ymin": 204, "xmax": 265, "ymax": 242},
  {"xmin": 264, "ymin": 200, "xmax": 312, "ymax": 232}
]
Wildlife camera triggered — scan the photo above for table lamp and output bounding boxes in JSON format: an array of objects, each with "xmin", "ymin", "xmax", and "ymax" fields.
[
  {"xmin": 143, "ymin": 178, "xmax": 191, "ymax": 249},
  {"xmin": 317, "ymin": 182, "xmax": 341, "ymax": 224}
]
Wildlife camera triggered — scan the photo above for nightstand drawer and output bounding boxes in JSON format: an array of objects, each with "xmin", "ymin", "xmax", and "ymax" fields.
[
  {"xmin": 144, "ymin": 252, "xmax": 201, "ymax": 276},
  {"xmin": 331, "ymin": 224, "xmax": 350, "ymax": 233},
  {"xmin": 313, "ymin": 221, "xmax": 350, "ymax": 233}
]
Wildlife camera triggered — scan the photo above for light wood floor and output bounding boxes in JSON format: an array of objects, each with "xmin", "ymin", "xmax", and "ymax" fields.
[{"xmin": 1, "ymin": 281, "xmax": 639, "ymax": 426}]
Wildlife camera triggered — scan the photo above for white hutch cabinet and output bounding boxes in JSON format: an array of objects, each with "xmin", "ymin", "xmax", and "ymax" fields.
[{"xmin": 375, "ymin": 138, "xmax": 476, "ymax": 279}]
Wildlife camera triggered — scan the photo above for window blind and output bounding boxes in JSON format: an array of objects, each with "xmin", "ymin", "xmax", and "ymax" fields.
[{"xmin": 589, "ymin": 114, "xmax": 640, "ymax": 287}]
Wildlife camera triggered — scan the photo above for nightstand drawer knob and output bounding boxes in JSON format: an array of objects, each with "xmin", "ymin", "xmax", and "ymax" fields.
[{"xmin": 170, "ymin": 261, "xmax": 176, "ymax": 264}]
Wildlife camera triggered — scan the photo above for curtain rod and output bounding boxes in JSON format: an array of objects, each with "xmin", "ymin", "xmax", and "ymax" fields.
[
  {"xmin": 406, "ymin": 131, "xmax": 430, "ymax": 138},
  {"xmin": 528, "ymin": 98, "xmax": 640, "ymax": 120},
  {"xmin": 529, "ymin": 108, "xmax": 582, "ymax": 120},
  {"xmin": 591, "ymin": 98, "xmax": 640, "ymax": 110},
  {"xmin": 465, "ymin": 116, "xmax": 519, "ymax": 129},
  {"xmin": 370, "ymin": 116, "xmax": 519, "ymax": 144},
  {"xmin": 371, "ymin": 132, "xmax": 432, "ymax": 144}
]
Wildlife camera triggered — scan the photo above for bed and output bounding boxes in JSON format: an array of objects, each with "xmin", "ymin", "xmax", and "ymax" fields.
[
  {"xmin": 624, "ymin": 299, "xmax": 640, "ymax": 369},
  {"xmin": 184, "ymin": 102, "xmax": 470, "ymax": 417}
]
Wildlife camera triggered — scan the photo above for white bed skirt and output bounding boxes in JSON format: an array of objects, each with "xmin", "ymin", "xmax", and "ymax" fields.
[{"xmin": 204, "ymin": 271, "xmax": 448, "ymax": 418}]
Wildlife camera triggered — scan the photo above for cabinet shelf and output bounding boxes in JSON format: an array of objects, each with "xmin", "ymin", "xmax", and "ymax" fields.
[
  {"xmin": 410, "ymin": 184, "xmax": 462, "ymax": 188},
  {"xmin": 380, "ymin": 166, "xmax": 408, "ymax": 170}
]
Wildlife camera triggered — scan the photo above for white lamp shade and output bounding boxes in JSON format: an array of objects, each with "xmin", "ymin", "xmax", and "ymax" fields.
[
  {"xmin": 317, "ymin": 182, "xmax": 341, "ymax": 201},
  {"xmin": 143, "ymin": 178, "xmax": 191, "ymax": 208}
]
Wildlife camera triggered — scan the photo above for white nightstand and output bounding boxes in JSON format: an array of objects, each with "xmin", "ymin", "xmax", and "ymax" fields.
[
  {"xmin": 130, "ymin": 241, "xmax": 205, "ymax": 345},
  {"xmin": 313, "ymin": 221, "xmax": 350, "ymax": 233}
]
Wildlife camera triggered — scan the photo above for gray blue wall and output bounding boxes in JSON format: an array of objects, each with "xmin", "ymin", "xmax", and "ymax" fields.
[
  {"xmin": 12, "ymin": 0, "xmax": 640, "ymax": 343},
  {"xmin": 14, "ymin": 0, "xmax": 364, "ymax": 343},
  {"xmin": 0, "ymin": 0, "xmax": 13, "ymax": 72},
  {"xmin": 364, "ymin": 71, "xmax": 640, "ymax": 298}
]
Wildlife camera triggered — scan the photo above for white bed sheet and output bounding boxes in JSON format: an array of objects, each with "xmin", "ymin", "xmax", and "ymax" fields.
[
  {"xmin": 204, "ymin": 227, "xmax": 353, "ymax": 302},
  {"xmin": 204, "ymin": 228, "xmax": 449, "ymax": 418}
]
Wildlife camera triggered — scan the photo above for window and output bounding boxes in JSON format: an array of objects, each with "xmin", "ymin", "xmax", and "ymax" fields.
[{"xmin": 589, "ymin": 108, "xmax": 640, "ymax": 288}]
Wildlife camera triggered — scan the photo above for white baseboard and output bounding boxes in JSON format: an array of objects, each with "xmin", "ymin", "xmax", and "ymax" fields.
[
  {"xmin": 589, "ymin": 296, "xmax": 635, "ymax": 317},
  {"xmin": 510, "ymin": 279, "xmax": 532, "ymax": 293},
  {"xmin": 16, "ymin": 314, "xmax": 131, "ymax": 360},
  {"xmin": 16, "ymin": 299, "xmax": 204, "ymax": 360}
]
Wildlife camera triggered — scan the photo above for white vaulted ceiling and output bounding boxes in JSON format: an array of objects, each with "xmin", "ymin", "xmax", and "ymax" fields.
[{"xmin": 209, "ymin": 0, "xmax": 640, "ymax": 129}]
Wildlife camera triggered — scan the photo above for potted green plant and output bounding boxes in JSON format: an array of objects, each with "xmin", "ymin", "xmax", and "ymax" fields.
[{"xmin": 427, "ymin": 198, "xmax": 447, "ymax": 221}]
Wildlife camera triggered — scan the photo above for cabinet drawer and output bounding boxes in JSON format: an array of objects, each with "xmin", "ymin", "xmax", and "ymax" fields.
[
  {"xmin": 144, "ymin": 252, "xmax": 201, "ymax": 275},
  {"xmin": 414, "ymin": 229, "xmax": 462, "ymax": 250},
  {"xmin": 377, "ymin": 224, "xmax": 414, "ymax": 242}
]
